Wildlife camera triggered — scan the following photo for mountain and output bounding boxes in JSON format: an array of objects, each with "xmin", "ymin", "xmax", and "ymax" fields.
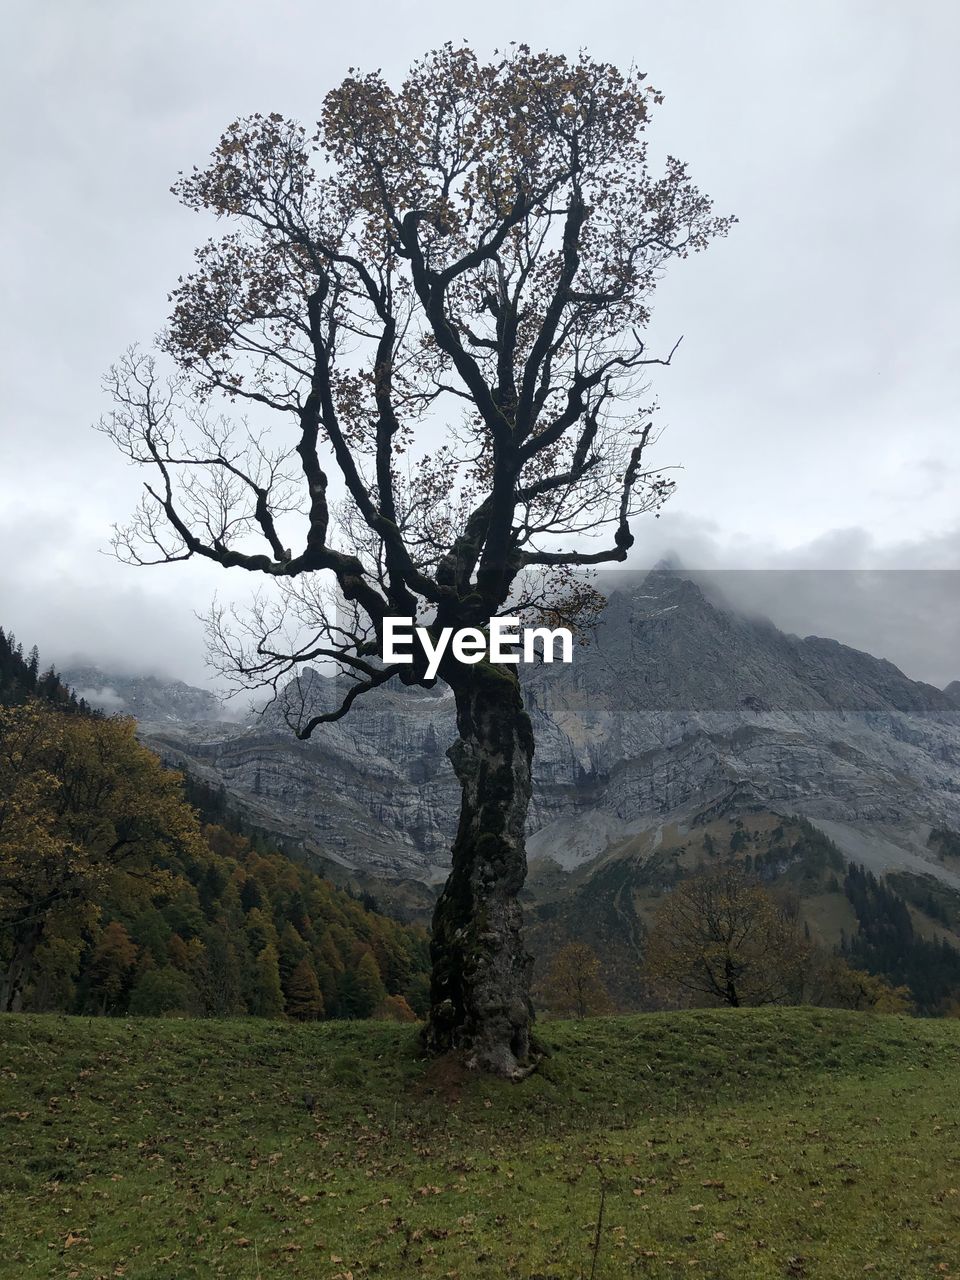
[
  {"xmin": 62, "ymin": 665, "xmax": 225, "ymax": 724},
  {"xmin": 110, "ymin": 568, "xmax": 960, "ymax": 904},
  {"xmin": 139, "ymin": 674, "xmax": 460, "ymax": 880}
]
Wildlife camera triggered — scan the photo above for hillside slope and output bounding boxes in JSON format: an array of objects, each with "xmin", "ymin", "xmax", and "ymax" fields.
[
  {"xmin": 524, "ymin": 811, "xmax": 960, "ymax": 1011},
  {"xmin": 2, "ymin": 1010, "xmax": 960, "ymax": 1278}
]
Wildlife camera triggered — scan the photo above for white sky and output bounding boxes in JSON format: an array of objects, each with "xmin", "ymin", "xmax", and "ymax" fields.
[{"xmin": 1, "ymin": 0, "xmax": 958, "ymax": 684}]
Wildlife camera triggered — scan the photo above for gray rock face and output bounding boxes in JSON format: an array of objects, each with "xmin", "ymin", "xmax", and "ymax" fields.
[
  {"xmin": 111, "ymin": 569, "xmax": 960, "ymax": 883},
  {"xmin": 63, "ymin": 665, "xmax": 224, "ymax": 723},
  {"xmin": 142, "ymin": 678, "xmax": 462, "ymax": 879}
]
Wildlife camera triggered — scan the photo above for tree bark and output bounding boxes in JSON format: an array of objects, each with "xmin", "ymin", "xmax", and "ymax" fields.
[
  {"xmin": 423, "ymin": 663, "xmax": 538, "ymax": 1078},
  {"xmin": 1, "ymin": 922, "xmax": 42, "ymax": 1013}
]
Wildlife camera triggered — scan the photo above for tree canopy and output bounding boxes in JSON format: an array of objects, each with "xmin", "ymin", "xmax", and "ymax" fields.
[
  {"xmin": 101, "ymin": 44, "xmax": 732, "ymax": 716},
  {"xmin": 643, "ymin": 865, "xmax": 810, "ymax": 1009}
]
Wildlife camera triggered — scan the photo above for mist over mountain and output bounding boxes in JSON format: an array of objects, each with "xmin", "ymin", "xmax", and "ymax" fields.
[{"xmin": 62, "ymin": 665, "xmax": 226, "ymax": 725}]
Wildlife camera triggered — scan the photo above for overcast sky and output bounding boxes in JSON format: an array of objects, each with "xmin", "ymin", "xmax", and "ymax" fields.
[{"xmin": 1, "ymin": 0, "xmax": 958, "ymax": 687}]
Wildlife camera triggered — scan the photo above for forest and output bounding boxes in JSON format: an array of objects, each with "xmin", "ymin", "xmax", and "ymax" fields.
[{"xmin": 0, "ymin": 627, "xmax": 430, "ymax": 1019}]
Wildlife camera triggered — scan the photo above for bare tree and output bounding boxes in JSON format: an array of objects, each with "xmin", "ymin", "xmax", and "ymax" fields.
[
  {"xmin": 99, "ymin": 45, "xmax": 732, "ymax": 1076},
  {"xmin": 644, "ymin": 865, "xmax": 810, "ymax": 1008},
  {"xmin": 538, "ymin": 942, "xmax": 613, "ymax": 1019}
]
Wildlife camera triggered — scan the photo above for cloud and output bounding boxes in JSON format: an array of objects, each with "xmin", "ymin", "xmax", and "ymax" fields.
[
  {"xmin": 618, "ymin": 512, "xmax": 960, "ymax": 687},
  {"xmin": 0, "ymin": 506, "xmax": 221, "ymax": 687},
  {"xmin": 1, "ymin": 1, "xmax": 957, "ymax": 691},
  {"xmin": 73, "ymin": 685, "xmax": 126, "ymax": 713}
]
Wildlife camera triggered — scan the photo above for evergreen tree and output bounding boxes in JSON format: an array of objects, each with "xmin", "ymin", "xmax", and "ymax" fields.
[
  {"xmin": 0, "ymin": 682, "xmax": 430, "ymax": 1018},
  {"xmin": 342, "ymin": 952, "xmax": 387, "ymax": 1019},
  {"xmin": 244, "ymin": 907, "xmax": 278, "ymax": 956},
  {"xmin": 315, "ymin": 932, "xmax": 344, "ymax": 1016},
  {"xmin": 209, "ymin": 928, "xmax": 245, "ymax": 1016},
  {"xmin": 278, "ymin": 922, "xmax": 309, "ymax": 987},
  {"xmin": 240, "ymin": 875, "xmax": 264, "ymax": 911},
  {"xmin": 0, "ymin": 704, "xmax": 202, "ymax": 1011}
]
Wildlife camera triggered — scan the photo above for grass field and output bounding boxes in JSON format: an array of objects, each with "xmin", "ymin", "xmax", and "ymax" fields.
[{"xmin": 3, "ymin": 1009, "xmax": 960, "ymax": 1278}]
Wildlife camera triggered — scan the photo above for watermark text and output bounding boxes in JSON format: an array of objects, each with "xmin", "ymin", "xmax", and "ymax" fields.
[{"xmin": 382, "ymin": 617, "xmax": 573, "ymax": 680}]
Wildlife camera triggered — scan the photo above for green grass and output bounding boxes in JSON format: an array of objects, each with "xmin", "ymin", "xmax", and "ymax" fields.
[{"xmin": 3, "ymin": 1009, "xmax": 960, "ymax": 1278}]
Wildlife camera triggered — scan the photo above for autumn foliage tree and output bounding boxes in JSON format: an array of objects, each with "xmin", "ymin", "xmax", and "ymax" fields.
[
  {"xmin": 644, "ymin": 865, "xmax": 810, "ymax": 1009},
  {"xmin": 252, "ymin": 943, "xmax": 285, "ymax": 1017},
  {"xmin": 0, "ymin": 704, "xmax": 204, "ymax": 1012},
  {"xmin": 88, "ymin": 921, "xmax": 139, "ymax": 1014},
  {"xmin": 285, "ymin": 955, "xmax": 324, "ymax": 1020},
  {"xmin": 99, "ymin": 45, "xmax": 731, "ymax": 1074},
  {"xmin": 538, "ymin": 942, "xmax": 612, "ymax": 1019}
]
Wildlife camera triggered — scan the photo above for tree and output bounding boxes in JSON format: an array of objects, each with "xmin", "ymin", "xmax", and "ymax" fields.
[
  {"xmin": 315, "ymin": 930, "xmax": 345, "ymax": 1015},
  {"xmin": 252, "ymin": 943, "xmax": 285, "ymax": 1017},
  {"xmin": 244, "ymin": 905, "xmax": 278, "ymax": 955},
  {"xmin": 99, "ymin": 46, "xmax": 731, "ymax": 1075},
  {"xmin": 278, "ymin": 921, "xmax": 309, "ymax": 986},
  {"xmin": 31, "ymin": 930, "xmax": 86, "ymax": 1012},
  {"xmin": 644, "ymin": 865, "xmax": 809, "ymax": 1008},
  {"xmin": 88, "ymin": 921, "xmax": 139, "ymax": 1014},
  {"xmin": 375, "ymin": 993, "xmax": 419, "ymax": 1022},
  {"xmin": 25, "ymin": 647, "xmax": 39, "ymax": 691},
  {"xmin": 338, "ymin": 949, "xmax": 388, "ymax": 1019},
  {"xmin": 539, "ymin": 942, "xmax": 612, "ymax": 1018},
  {"xmin": 197, "ymin": 923, "xmax": 245, "ymax": 1016},
  {"xmin": 0, "ymin": 704, "xmax": 203, "ymax": 1012},
  {"xmin": 129, "ymin": 966, "xmax": 200, "ymax": 1016},
  {"xmin": 404, "ymin": 971, "xmax": 432, "ymax": 1019},
  {"xmin": 354, "ymin": 950, "xmax": 388, "ymax": 1017},
  {"xmin": 167, "ymin": 932, "xmax": 191, "ymax": 970},
  {"xmin": 809, "ymin": 954, "xmax": 912, "ymax": 1014},
  {"xmin": 285, "ymin": 955, "xmax": 324, "ymax": 1020}
]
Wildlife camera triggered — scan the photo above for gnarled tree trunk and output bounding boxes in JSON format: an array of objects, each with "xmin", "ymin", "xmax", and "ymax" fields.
[{"xmin": 423, "ymin": 664, "xmax": 537, "ymax": 1078}]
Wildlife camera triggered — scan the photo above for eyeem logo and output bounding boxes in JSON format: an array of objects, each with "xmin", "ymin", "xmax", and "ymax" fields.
[{"xmin": 382, "ymin": 617, "xmax": 573, "ymax": 680}]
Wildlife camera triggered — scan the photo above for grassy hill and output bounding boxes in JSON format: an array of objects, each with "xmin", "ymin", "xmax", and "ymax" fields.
[{"xmin": 3, "ymin": 1010, "xmax": 960, "ymax": 1278}]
